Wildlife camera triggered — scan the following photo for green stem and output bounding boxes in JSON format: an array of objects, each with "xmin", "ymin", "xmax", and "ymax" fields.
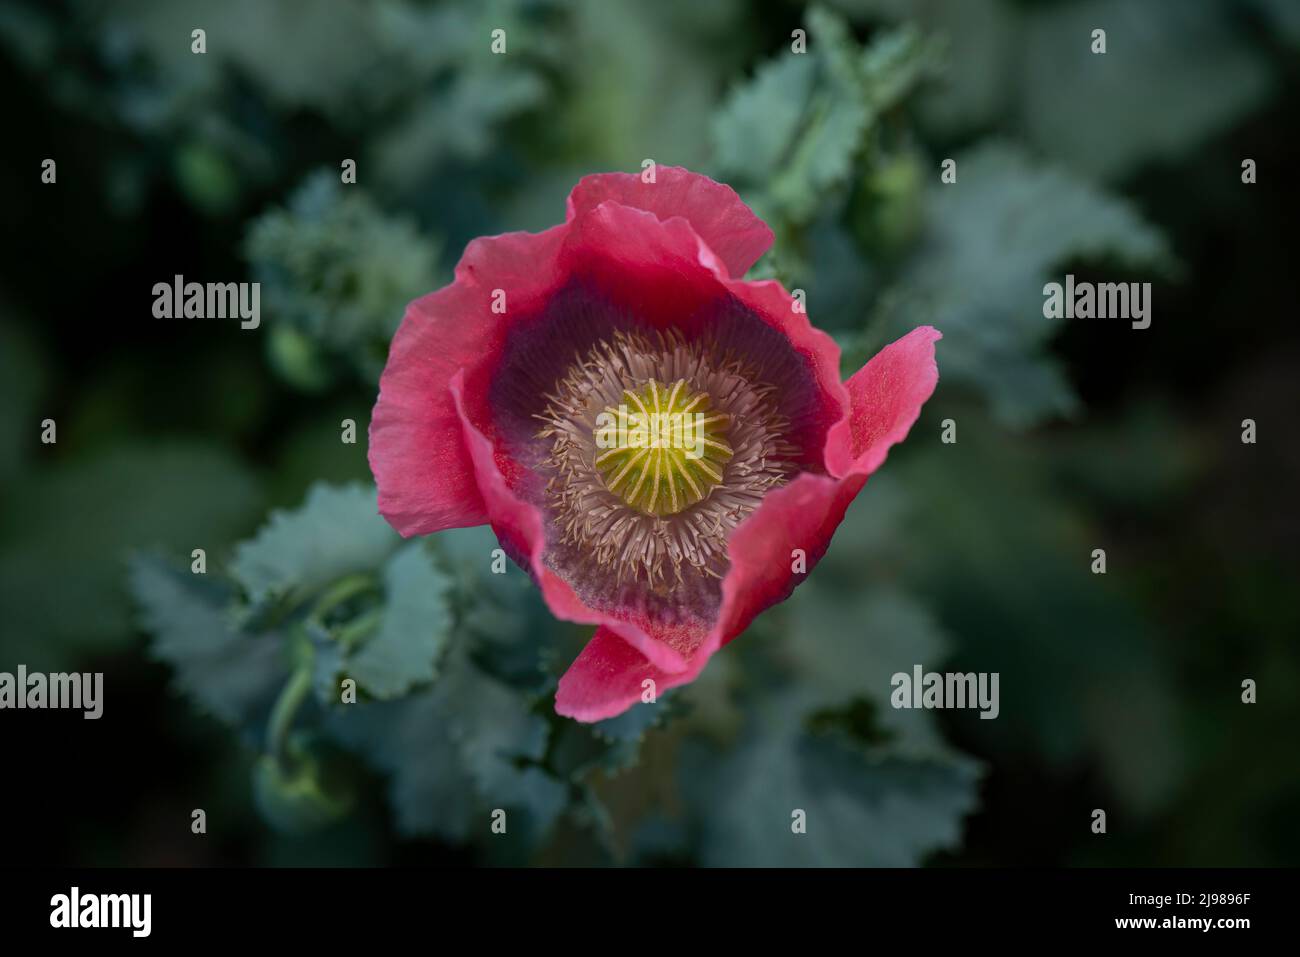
[
  {"xmin": 308, "ymin": 573, "xmax": 377, "ymax": 624},
  {"xmin": 334, "ymin": 607, "xmax": 384, "ymax": 650},
  {"xmin": 267, "ymin": 658, "xmax": 313, "ymax": 767}
]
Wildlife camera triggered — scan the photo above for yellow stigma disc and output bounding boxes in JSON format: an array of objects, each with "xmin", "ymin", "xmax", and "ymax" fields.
[{"xmin": 593, "ymin": 378, "xmax": 733, "ymax": 516}]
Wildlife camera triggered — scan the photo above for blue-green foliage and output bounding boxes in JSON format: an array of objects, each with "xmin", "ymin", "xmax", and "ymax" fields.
[
  {"xmin": 3, "ymin": 0, "xmax": 1276, "ymax": 865},
  {"xmin": 131, "ymin": 482, "xmax": 575, "ymax": 846},
  {"xmin": 245, "ymin": 174, "xmax": 443, "ymax": 388}
]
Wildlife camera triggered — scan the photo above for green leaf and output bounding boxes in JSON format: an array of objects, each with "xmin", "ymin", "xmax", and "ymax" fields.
[
  {"xmin": 436, "ymin": 645, "xmax": 550, "ymax": 796},
  {"xmin": 347, "ymin": 542, "xmax": 454, "ymax": 699},
  {"xmin": 875, "ymin": 142, "xmax": 1175, "ymax": 427},
  {"xmin": 372, "ymin": 70, "xmax": 548, "ymax": 183},
  {"xmin": 327, "ymin": 691, "xmax": 479, "ymax": 842},
  {"xmin": 713, "ymin": 53, "xmax": 818, "ymax": 188},
  {"xmin": 681, "ymin": 701, "xmax": 980, "ymax": 867},
  {"xmin": 779, "ymin": 583, "xmax": 953, "ymax": 757},
  {"xmin": 309, "ymin": 630, "xmax": 346, "ymax": 705},
  {"xmin": 593, "ymin": 696, "xmax": 674, "ymax": 744},
  {"xmin": 365, "ymin": 0, "xmax": 565, "ymax": 186},
  {"xmin": 431, "ymin": 524, "xmax": 556, "ymax": 691},
  {"xmin": 713, "ymin": 9, "xmax": 941, "ymax": 229},
  {"xmin": 229, "ymin": 482, "xmax": 399, "ymax": 614},
  {"xmin": 488, "ymin": 767, "xmax": 569, "ymax": 853},
  {"xmin": 715, "ymin": 7, "xmax": 874, "ymax": 226},
  {"xmin": 129, "ymin": 553, "xmax": 286, "ymax": 729},
  {"xmin": 854, "ymin": 0, "xmax": 1024, "ymax": 136},
  {"xmin": 859, "ymin": 23, "xmax": 943, "ymax": 113},
  {"xmin": 435, "ymin": 524, "xmax": 530, "ymax": 618},
  {"xmin": 327, "ymin": 641, "xmax": 564, "ymax": 845},
  {"xmin": 244, "ymin": 173, "xmax": 441, "ymax": 383}
]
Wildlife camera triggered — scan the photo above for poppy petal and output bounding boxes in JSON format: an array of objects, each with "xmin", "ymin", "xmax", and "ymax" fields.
[{"xmin": 565, "ymin": 166, "xmax": 773, "ymax": 279}]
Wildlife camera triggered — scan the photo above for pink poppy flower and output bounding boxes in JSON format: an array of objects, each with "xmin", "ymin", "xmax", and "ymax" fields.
[{"xmin": 369, "ymin": 167, "xmax": 940, "ymax": 721}]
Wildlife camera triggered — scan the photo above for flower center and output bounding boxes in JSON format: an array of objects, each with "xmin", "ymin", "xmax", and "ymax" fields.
[
  {"xmin": 592, "ymin": 378, "xmax": 733, "ymax": 516},
  {"xmin": 535, "ymin": 328, "xmax": 797, "ymax": 588}
]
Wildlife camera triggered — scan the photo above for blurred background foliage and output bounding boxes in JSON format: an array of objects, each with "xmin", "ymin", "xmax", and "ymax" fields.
[{"xmin": 1, "ymin": 0, "xmax": 1297, "ymax": 866}]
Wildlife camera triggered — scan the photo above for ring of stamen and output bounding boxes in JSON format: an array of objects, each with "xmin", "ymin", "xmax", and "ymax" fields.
[{"xmin": 536, "ymin": 329, "xmax": 797, "ymax": 589}]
